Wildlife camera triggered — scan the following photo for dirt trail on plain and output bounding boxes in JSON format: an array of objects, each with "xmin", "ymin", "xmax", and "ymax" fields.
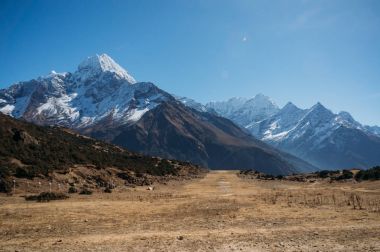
[{"xmin": 0, "ymin": 171, "xmax": 379, "ymax": 251}]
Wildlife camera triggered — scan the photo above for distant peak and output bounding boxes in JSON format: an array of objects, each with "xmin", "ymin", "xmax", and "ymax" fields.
[
  {"xmin": 227, "ymin": 97, "xmax": 248, "ymax": 102},
  {"xmin": 254, "ymin": 93, "xmax": 266, "ymax": 98},
  {"xmin": 282, "ymin": 102, "xmax": 299, "ymax": 110},
  {"xmin": 76, "ymin": 53, "xmax": 136, "ymax": 84},
  {"xmin": 338, "ymin": 111, "xmax": 355, "ymax": 122},
  {"xmin": 311, "ymin": 102, "xmax": 326, "ymax": 110},
  {"xmin": 246, "ymin": 93, "xmax": 278, "ymax": 108},
  {"xmin": 285, "ymin": 101, "xmax": 294, "ymax": 106},
  {"xmin": 252, "ymin": 93, "xmax": 273, "ymax": 102},
  {"xmin": 309, "ymin": 102, "xmax": 334, "ymax": 116},
  {"xmin": 338, "ymin": 111, "xmax": 352, "ymax": 117}
]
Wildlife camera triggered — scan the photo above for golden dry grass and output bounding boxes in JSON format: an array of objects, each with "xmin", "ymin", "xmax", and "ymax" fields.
[{"xmin": 0, "ymin": 170, "xmax": 379, "ymax": 251}]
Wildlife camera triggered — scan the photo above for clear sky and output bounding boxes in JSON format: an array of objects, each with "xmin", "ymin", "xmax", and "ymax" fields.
[{"xmin": 1, "ymin": 0, "xmax": 380, "ymax": 125}]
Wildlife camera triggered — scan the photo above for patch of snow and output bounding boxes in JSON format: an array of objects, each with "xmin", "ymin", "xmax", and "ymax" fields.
[
  {"xmin": 0, "ymin": 104, "xmax": 15, "ymax": 115},
  {"xmin": 128, "ymin": 107, "xmax": 149, "ymax": 122},
  {"xmin": 36, "ymin": 94, "xmax": 79, "ymax": 122},
  {"xmin": 263, "ymin": 130, "xmax": 290, "ymax": 141}
]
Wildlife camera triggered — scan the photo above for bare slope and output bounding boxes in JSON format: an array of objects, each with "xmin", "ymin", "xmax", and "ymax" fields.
[{"xmin": 86, "ymin": 101, "xmax": 316, "ymax": 175}]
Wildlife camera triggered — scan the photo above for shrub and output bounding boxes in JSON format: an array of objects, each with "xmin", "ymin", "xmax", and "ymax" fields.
[
  {"xmin": 317, "ymin": 170, "xmax": 330, "ymax": 178},
  {"xmin": 355, "ymin": 166, "xmax": 380, "ymax": 181},
  {"xmin": 316, "ymin": 170, "xmax": 340, "ymax": 178},
  {"xmin": 336, "ymin": 170, "xmax": 354, "ymax": 180},
  {"xmin": 68, "ymin": 186, "xmax": 78, "ymax": 194},
  {"xmin": 104, "ymin": 187, "xmax": 112, "ymax": 193},
  {"xmin": 15, "ymin": 167, "xmax": 36, "ymax": 179},
  {"xmin": 79, "ymin": 188, "xmax": 93, "ymax": 195},
  {"xmin": 25, "ymin": 192, "xmax": 69, "ymax": 202},
  {"xmin": 0, "ymin": 176, "xmax": 12, "ymax": 193},
  {"xmin": 259, "ymin": 174, "xmax": 275, "ymax": 180}
]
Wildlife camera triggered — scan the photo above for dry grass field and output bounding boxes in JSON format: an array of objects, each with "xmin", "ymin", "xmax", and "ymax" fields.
[{"xmin": 0, "ymin": 170, "xmax": 379, "ymax": 251}]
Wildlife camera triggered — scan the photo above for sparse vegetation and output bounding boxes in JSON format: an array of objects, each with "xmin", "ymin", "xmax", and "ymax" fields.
[
  {"xmin": 240, "ymin": 166, "xmax": 380, "ymax": 183},
  {"xmin": 0, "ymin": 113, "xmax": 182, "ymax": 179},
  {"xmin": 240, "ymin": 168, "xmax": 380, "ymax": 213},
  {"xmin": 315, "ymin": 170, "xmax": 340, "ymax": 178},
  {"xmin": 259, "ymin": 189, "xmax": 380, "ymax": 212},
  {"xmin": 0, "ymin": 113, "xmax": 203, "ymax": 193},
  {"xmin": 2, "ymin": 171, "xmax": 379, "ymax": 251}
]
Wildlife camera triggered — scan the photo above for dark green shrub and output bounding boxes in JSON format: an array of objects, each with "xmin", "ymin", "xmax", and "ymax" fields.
[
  {"xmin": 0, "ymin": 176, "xmax": 12, "ymax": 193},
  {"xmin": 336, "ymin": 170, "xmax": 354, "ymax": 180},
  {"xmin": 355, "ymin": 166, "xmax": 380, "ymax": 181},
  {"xmin": 25, "ymin": 192, "xmax": 69, "ymax": 202},
  {"xmin": 79, "ymin": 188, "xmax": 93, "ymax": 195},
  {"xmin": 317, "ymin": 170, "xmax": 330, "ymax": 178},
  {"xmin": 15, "ymin": 167, "xmax": 36, "ymax": 179},
  {"xmin": 68, "ymin": 186, "xmax": 78, "ymax": 193},
  {"xmin": 258, "ymin": 174, "xmax": 275, "ymax": 180}
]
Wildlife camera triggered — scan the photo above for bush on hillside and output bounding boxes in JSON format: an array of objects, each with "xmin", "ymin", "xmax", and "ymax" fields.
[
  {"xmin": 104, "ymin": 187, "xmax": 112, "ymax": 193},
  {"xmin": 68, "ymin": 186, "xmax": 78, "ymax": 193},
  {"xmin": 316, "ymin": 170, "xmax": 340, "ymax": 178},
  {"xmin": 79, "ymin": 187, "xmax": 93, "ymax": 195},
  {"xmin": 336, "ymin": 170, "xmax": 354, "ymax": 180},
  {"xmin": 355, "ymin": 166, "xmax": 380, "ymax": 181}
]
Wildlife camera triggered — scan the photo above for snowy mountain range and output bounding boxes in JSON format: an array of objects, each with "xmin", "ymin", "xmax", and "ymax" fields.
[
  {"xmin": 179, "ymin": 95, "xmax": 380, "ymax": 169},
  {"xmin": 0, "ymin": 54, "xmax": 316, "ymax": 174},
  {"xmin": 207, "ymin": 94, "xmax": 280, "ymax": 127},
  {"xmin": 0, "ymin": 54, "xmax": 171, "ymax": 128}
]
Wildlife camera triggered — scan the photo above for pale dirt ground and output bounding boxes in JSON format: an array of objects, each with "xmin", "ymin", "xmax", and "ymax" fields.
[{"xmin": 0, "ymin": 170, "xmax": 379, "ymax": 251}]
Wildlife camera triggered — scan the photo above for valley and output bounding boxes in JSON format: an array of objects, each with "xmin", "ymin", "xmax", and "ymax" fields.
[
  {"xmin": 2, "ymin": 2, "xmax": 380, "ymax": 251},
  {"xmin": 1, "ymin": 171, "xmax": 379, "ymax": 251}
]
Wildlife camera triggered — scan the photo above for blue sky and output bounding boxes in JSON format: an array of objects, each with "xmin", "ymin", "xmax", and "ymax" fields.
[{"xmin": 1, "ymin": 0, "xmax": 380, "ymax": 125}]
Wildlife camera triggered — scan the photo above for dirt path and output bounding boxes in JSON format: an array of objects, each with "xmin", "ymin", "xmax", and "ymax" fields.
[
  {"xmin": 182, "ymin": 170, "xmax": 240, "ymax": 196},
  {"xmin": 1, "ymin": 171, "xmax": 379, "ymax": 251}
]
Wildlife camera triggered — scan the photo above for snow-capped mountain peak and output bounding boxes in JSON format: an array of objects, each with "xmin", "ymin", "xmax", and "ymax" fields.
[
  {"xmin": 47, "ymin": 70, "xmax": 68, "ymax": 78},
  {"xmin": 227, "ymin": 97, "xmax": 248, "ymax": 104},
  {"xmin": 205, "ymin": 94, "xmax": 279, "ymax": 127},
  {"xmin": 76, "ymin": 53, "xmax": 136, "ymax": 84},
  {"xmin": 336, "ymin": 111, "xmax": 363, "ymax": 129},
  {"xmin": 243, "ymin": 93, "xmax": 278, "ymax": 112},
  {"xmin": 248, "ymin": 93, "xmax": 277, "ymax": 107},
  {"xmin": 0, "ymin": 53, "xmax": 172, "ymax": 128},
  {"xmin": 337, "ymin": 111, "xmax": 355, "ymax": 122}
]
